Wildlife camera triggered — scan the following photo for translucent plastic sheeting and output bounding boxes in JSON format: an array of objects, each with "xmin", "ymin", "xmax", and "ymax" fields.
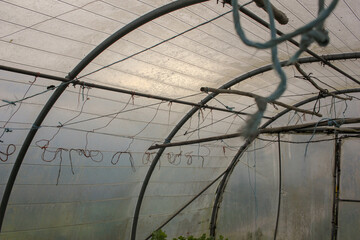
[
  {"xmin": 1, "ymin": 139, "xmax": 144, "ymax": 239},
  {"xmin": 0, "ymin": 0, "xmax": 360, "ymax": 239},
  {"xmin": 338, "ymin": 202, "xmax": 360, "ymax": 239},
  {"xmin": 276, "ymin": 134, "xmax": 333, "ymax": 240},
  {"xmin": 216, "ymin": 134, "xmax": 334, "ymax": 240},
  {"xmin": 337, "ymin": 138, "xmax": 360, "ymax": 239},
  {"xmin": 1, "ymin": 0, "xmax": 359, "ymax": 103},
  {"xmin": 216, "ymin": 138, "xmax": 279, "ymax": 240},
  {"xmin": 340, "ymin": 138, "xmax": 360, "ymax": 200},
  {"xmin": 137, "ymin": 136, "xmax": 245, "ymax": 239}
]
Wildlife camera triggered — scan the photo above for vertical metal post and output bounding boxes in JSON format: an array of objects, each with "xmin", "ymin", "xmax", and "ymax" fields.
[
  {"xmin": 273, "ymin": 133, "xmax": 282, "ymax": 240},
  {"xmin": 331, "ymin": 135, "xmax": 341, "ymax": 240}
]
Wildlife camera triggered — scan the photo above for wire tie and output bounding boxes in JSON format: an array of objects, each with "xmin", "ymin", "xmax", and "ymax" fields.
[
  {"xmin": 272, "ymin": 103, "xmax": 278, "ymax": 110},
  {"xmin": 328, "ymin": 119, "xmax": 341, "ymax": 128},
  {"xmin": 47, "ymin": 85, "xmax": 56, "ymax": 90},
  {"xmin": 35, "ymin": 72, "xmax": 40, "ymax": 80},
  {"xmin": 57, "ymin": 122, "xmax": 63, "ymax": 128},
  {"xmin": 29, "ymin": 73, "xmax": 39, "ymax": 84},
  {"xmin": 225, "ymin": 106, "xmax": 234, "ymax": 111},
  {"xmin": 82, "ymin": 83, "xmax": 85, "ymax": 101},
  {"xmin": 72, "ymin": 78, "xmax": 78, "ymax": 87},
  {"xmin": 131, "ymin": 93, "xmax": 135, "ymax": 105},
  {"xmin": 5, "ymin": 128, "xmax": 12, "ymax": 133},
  {"xmin": 2, "ymin": 100, "xmax": 16, "ymax": 106}
]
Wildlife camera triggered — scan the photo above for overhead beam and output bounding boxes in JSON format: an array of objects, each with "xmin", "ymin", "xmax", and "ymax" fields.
[
  {"xmin": 285, "ymin": 126, "xmax": 360, "ymax": 134},
  {"xmin": 0, "ymin": 65, "xmax": 263, "ymax": 118},
  {"xmin": 339, "ymin": 198, "xmax": 360, "ymax": 203},
  {"xmin": 201, "ymin": 87, "xmax": 323, "ymax": 117},
  {"xmin": 148, "ymin": 117, "xmax": 360, "ymax": 150},
  {"xmin": 0, "ymin": 65, "xmax": 68, "ymax": 82}
]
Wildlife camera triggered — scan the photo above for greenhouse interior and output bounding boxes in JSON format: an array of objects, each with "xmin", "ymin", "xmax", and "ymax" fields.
[{"xmin": 0, "ymin": 0, "xmax": 359, "ymax": 239}]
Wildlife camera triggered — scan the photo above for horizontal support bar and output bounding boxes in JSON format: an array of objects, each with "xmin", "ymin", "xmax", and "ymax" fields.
[
  {"xmin": 289, "ymin": 126, "xmax": 360, "ymax": 134},
  {"xmin": 201, "ymin": 87, "xmax": 322, "ymax": 117},
  {"xmin": 0, "ymin": 65, "xmax": 69, "ymax": 82},
  {"xmin": 149, "ymin": 117, "xmax": 360, "ymax": 149},
  {"xmin": 261, "ymin": 118, "xmax": 360, "ymax": 133},
  {"xmin": 149, "ymin": 132, "xmax": 241, "ymax": 149},
  {"xmin": 339, "ymin": 199, "xmax": 360, "ymax": 203},
  {"xmin": 0, "ymin": 64, "xmax": 269, "ymax": 119}
]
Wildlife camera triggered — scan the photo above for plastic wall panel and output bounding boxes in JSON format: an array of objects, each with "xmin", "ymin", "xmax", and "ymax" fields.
[
  {"xmin": 340, "ymin": 138, "xmax": 360, "ymax": 200},
  {"xmin": 216, "ymin": 138, "xmax": 279, "ymax": 240},
  {"xmin": 338, "ymin": 202, "xmax": 360, "ymax": 239},
  {"xmin": 137, "ymin": 197, "xmax": 215, "ymax": 239},
  {"xmin": 276, "ymin": 134, "xmax": 333, "ymax": 240},
  {"xmin": 1, "ymin": 146, "xmax": 142, "ymax": 239},
  {"xmin": 136, "ymin": 137, "xmax": 245, "ymax": 239},
  {"xmin": 0, "ymin": 71, "xmax": 51, "ymax": 204},
  {"xmin": 160, "ymin": 206, "xmax": 213, "ymax": 238},
  {"xmin": 1, "ymin": 218, "xmax": 130, "ymax": 240},
  {"xmin": 217, "ymin": 134, "xmax": 335, "ymax": 240},
  {"xmin": 137, "ymin": 185, "xmax": 218, "ymax": 240},
  {"xmin": 337, "ymin": 138, "xmax": 360, "ymax": 239}
]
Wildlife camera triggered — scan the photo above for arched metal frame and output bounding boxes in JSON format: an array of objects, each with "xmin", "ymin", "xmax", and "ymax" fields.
[
  {"xmin": 0, "ymin": 0, "xmax": 209, "ymax": 232},
  {"xmin": 0, "ymin": 0, "xmax": 359, "ymax": 238}
]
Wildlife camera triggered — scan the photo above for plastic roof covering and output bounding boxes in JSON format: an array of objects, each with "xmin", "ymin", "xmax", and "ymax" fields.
[{"xmin": 0, "ymin": 0, "xmax": 359, "ymax": 239}]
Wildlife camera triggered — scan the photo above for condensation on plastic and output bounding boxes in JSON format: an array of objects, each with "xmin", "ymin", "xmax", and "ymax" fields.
[
  {"xmin": 215, "ymin": 138, "xmax": 279, "ymax": 240},
  {"xmin": 337, "ymin": 202, "xmax": 360, "ymax": 239},
  {"xmin": 340, "ymin": 138, "xmax": 360, "ymax": 200},
  {"xmin": 337, "ymin": 138, "xmax": 360, "ymax": 239},
  {"xmin": 216, "ymin": 134, "xmax": 335, "ymax": 240},
  {"xmin": 136, "ymin": 136, "xmax": 245, "ymax": 239}
]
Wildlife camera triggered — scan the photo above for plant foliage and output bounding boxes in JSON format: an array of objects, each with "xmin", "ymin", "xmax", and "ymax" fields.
[{"xmin": 151, "ymin": 230, "xmax": 228, "ymax": 240}]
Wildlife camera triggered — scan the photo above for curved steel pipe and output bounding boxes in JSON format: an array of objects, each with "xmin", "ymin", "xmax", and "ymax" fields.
[
  {"xmin": 209, "ymin": 87, "xmax": 360, "ymax": 237},
  {"xmin": 0, "ymin": 0, "xmax": 209, "ymax": 232}
]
